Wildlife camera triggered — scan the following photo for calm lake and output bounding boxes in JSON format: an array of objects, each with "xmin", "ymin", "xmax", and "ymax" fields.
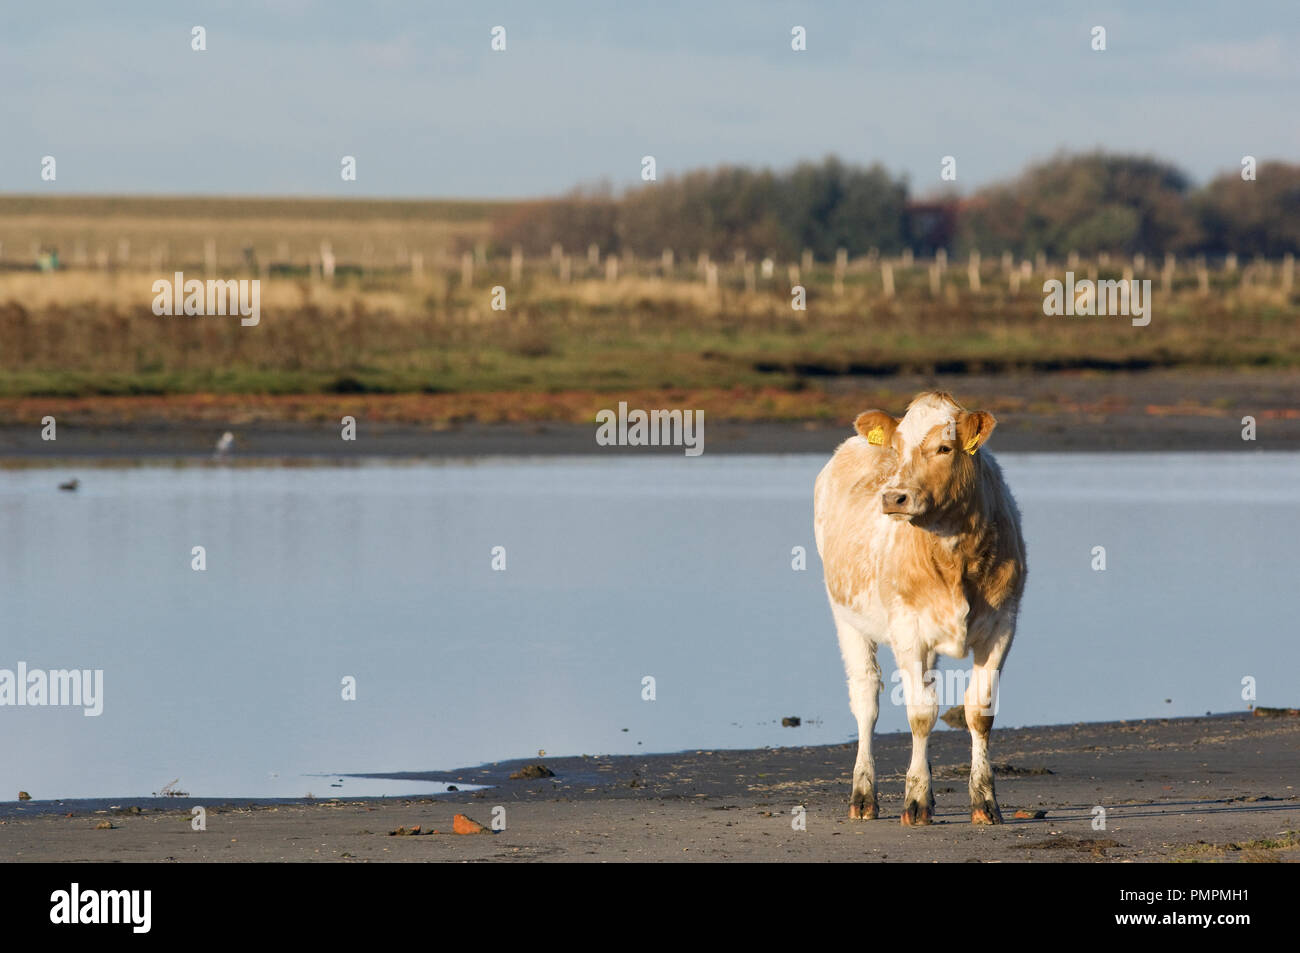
[{"xmin": 1, "ymin": 452, "xmax": 1294, "ymax": 800}]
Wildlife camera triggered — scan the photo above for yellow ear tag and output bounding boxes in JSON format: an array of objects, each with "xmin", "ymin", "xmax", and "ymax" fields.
[
  {"xmin": 866, "ymin": 425, "xmax": 885, "ymax": 446},
  {"xmin": 963, "ymin": 435, "xmax": 981, "ymax": 455}
]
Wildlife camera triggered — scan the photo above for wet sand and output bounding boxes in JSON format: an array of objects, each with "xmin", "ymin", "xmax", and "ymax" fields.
[
  {"xmin": 2, "ymin": 369, "xmax": 1299, "ymax": 458},
  {"xmin": 1, "ymin": 409, "xmax": 1296, "ymax": 459},
  {"xmin": 5, "ymin": 713, "xmax": 1297, "ymax": 862}
]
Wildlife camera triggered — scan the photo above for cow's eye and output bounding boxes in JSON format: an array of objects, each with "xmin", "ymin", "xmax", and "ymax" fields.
[{"xmin": 936, "ymin": 445, "xmax": 953, "ymax": 455}]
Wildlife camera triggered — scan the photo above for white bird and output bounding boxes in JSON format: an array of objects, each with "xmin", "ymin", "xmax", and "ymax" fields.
[{"xmin": 214, "ymin": 431, "xmax": 234, "ymax": 459}]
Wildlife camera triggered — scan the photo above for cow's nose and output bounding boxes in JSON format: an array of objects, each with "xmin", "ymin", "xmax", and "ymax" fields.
[{"xmin": 883, "ymin": 491, "xmax": 908, "ymax": 507}]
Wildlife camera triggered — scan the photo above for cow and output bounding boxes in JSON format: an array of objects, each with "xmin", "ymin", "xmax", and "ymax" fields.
[{"xmin": 813, "ymin": 391, "xmax": 1027, "ymax": 826}]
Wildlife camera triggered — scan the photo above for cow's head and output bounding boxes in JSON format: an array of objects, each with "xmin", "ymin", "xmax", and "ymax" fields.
[{"xmin": 854, "ymin": 392, "xmax": 996, "ymax": 524}]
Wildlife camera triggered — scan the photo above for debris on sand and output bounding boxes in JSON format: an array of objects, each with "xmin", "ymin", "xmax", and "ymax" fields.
[
  {"xmin": 781, "ymin": 716, "xmax": 801, "ymax": 727},
  {"xmin": 940, "ymin": 706, "xmax": 967, "ymax": 729},
  {"xmin": 453, "ymin": 813, "xmax": 492, "ymax": 835},
  {"xmin": 1020, "ymin": 836, "xmax": 1120, "ymax": 857},
  {"xmin": 509, "ymin": 764, "xmax": 555, "ymax": 780},
  {"xmin": 1013, "ymin": 809, "xmax": 1048, "ymax": 819},
  {"xmin": 388, "ymin": 825, "xmax": 433, "ymax": 836},
  {"xmin": 1000, "ymin": 764, "xmax": 1054, "ymax": 776},
  {"xmin": 938, "ymin": 762, "xmax": 1054, "ymax": 778},
  {"xmin": 95, "ymin": 821, "xmax": 114, "ymax": 830}
]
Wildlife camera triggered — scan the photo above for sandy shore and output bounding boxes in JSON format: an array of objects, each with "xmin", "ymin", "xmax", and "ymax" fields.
[
  {"xmin": 1, "ymin": 410, "xmax": 1298, "ymax": 459},
  {"xmin": 2, "ymin": 369, "xmax": 1300, "ymax": 458},
  {"xmin": 4, "ymin": 713, "xmax": 1297, "ymax": 862}
]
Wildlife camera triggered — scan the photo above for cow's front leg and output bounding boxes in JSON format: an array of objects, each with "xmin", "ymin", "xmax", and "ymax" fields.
[
  {"xmin": 836, "ymin": 614, "xmax": 880, "ymax": 819},
  {"xmin": 965, "ymin": 629, "xmax": 1014, "ymax": 824},
  {"xmin": 898, "ymin": 648, "xmax": 938, "ymax": 826}
]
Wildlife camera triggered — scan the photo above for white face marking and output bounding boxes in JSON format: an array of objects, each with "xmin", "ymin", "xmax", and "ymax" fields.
[{"xmin": 895, "ymin": 395, "xmax": 960, "ymax": 456}]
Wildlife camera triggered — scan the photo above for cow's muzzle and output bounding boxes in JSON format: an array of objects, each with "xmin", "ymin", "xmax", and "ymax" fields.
[{"xmin": 881, "ymin": 488, "xmax": 923, "ymax": 519}]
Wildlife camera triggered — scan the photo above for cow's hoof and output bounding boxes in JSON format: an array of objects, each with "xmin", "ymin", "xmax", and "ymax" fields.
[
  {"xmin": 900, "ymin": 800, "xmax": 933, "ymax": 826},
  {"xmin": 971, "ymin": 800, "xmax": 1003, "ymax": 825},
  {"xmin": 848, "ymin": 797, "xmax": 878, "ymax": 820}
]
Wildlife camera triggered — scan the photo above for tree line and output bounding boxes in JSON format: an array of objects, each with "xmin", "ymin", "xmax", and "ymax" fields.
[{"xmin": 494, "ymin": 152, "xmax": 1300, "ymax": 261}]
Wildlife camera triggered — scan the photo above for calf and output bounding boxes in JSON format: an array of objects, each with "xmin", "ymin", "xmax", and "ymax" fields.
[{"xmin": 813, "ymin": 392, "xmax": 1026, "ymax": 825}]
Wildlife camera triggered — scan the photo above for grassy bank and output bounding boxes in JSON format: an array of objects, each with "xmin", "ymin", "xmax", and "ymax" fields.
[{"xmin": 0, "ymin": 264, "xmax": 1295, "ymax": 399}]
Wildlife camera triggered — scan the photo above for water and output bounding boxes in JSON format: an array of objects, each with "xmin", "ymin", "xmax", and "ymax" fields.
[{"xmin": 1, "ymin": 453, "xmax": 1295, "ymax": 801}]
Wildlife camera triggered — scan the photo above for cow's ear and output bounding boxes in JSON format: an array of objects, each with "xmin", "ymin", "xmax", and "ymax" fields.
[
  {"xmin": 854, "ymin": 410, "xmax": 899, "ymax": 448},
  {"xmin": 958, "ymin": 410, "xmax": 997, "ymax": 455}
]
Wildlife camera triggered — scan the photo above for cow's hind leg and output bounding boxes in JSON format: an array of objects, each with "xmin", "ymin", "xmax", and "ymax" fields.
[
  {"xmin": 897, "ymin": 647, "xmax": 938, "ymax": 826},
  {"xmin": 965, "ymin": 629, "xmax": 1014, "ymax": 824},
  {"xmin": 835, "ymin": 611, "xmax": 880, "ymax": 819}
]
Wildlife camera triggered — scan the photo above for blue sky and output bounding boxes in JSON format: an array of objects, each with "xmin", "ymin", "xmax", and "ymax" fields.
[{"xmin": 2, "ymin": 0, "xmax": 1295, "ymax": 197}]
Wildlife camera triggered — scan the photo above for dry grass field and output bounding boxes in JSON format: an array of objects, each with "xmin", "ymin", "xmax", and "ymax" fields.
[{"xmin": 0, "ymin": 195, "xmax": 501, "ymax": 273}]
